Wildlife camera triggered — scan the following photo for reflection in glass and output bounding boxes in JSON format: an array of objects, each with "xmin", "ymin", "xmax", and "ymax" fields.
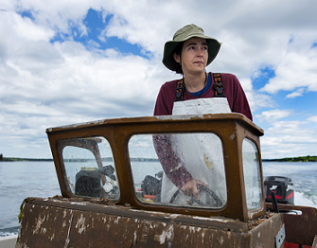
[
  {"xmin": 242, "ymin": 138, "xmax": 262, "ymax": 210},
  {"xmin": 58, "ymin": 137, "xmax": 119, "ymax": 200},
  {"xmin": 128, "ymin": 133, "xmax": 227, "ymax": 209}
]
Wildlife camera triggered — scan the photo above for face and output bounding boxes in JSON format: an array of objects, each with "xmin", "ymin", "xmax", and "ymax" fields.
[{"xmin": 173, "ymin": 37, "xmax": 208, "ymax": 75}]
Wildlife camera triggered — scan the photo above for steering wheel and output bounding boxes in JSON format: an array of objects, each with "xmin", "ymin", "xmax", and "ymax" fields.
[{"xmin": 169, "ymin": 184, "xmax": 223, "ymax": 207}]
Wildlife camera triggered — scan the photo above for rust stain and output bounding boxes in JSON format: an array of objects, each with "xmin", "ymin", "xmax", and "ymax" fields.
[{"xmin": 203, "ymin": 153, "xmax": 214, "ymax": 170}]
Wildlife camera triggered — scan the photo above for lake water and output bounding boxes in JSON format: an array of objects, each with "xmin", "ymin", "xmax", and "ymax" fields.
[{"xmin": 1, "ymin": 161, "xmax": 317, "ymax": 237}]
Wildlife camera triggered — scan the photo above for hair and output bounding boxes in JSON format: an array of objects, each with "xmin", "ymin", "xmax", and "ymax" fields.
[{"xmin": 173, "ymin": 42, "xmax": 184, "ymax": 74}]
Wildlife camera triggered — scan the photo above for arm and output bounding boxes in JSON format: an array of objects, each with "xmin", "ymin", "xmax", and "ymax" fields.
[
  {"xmin": 153, "ymin": 82, "xmax": 193, "ymax": 188},
  {"xmin": 153, "ymin": 135, "xmax": 193, "ymax": 188}
]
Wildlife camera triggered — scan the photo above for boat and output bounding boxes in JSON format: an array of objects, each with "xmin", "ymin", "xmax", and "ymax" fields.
[
  {"xmin": 3, "ymin": 113, "xmax": 317, "ymax": 247},
  {"xmin": 0, "ymin": 236, "xmax": 18, "ymax": 248}
]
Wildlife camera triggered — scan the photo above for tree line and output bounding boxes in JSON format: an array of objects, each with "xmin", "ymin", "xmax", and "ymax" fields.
[
  {"xmin": 263, "ymin": 155, "xmax": 317, "ymax": 162},
  {"xmin": 1, "ymin": 153, "xmax": 317, "ymax": 162}
]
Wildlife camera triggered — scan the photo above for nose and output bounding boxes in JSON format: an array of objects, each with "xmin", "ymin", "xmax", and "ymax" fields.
[{"xmin": 197, "ymin": 48, "xmax": 204, "ymax": 56}]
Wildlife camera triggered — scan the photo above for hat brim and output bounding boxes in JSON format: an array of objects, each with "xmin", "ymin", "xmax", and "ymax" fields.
[{"xmin": 162, "ymin": 35, "xmax": 221, "ymax": 72}]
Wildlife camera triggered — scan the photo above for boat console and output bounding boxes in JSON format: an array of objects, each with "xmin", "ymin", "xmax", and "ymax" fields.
[{"xmin": 16, "ymin": 113, "xmax": 317, "ymax": 247}]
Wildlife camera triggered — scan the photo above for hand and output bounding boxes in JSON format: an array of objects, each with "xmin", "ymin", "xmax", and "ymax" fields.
[{"xmin": 181, "ymin": 179, "xmax": 207, "ymax": 200}]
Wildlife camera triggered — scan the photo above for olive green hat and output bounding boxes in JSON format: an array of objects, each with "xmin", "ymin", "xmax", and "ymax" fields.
[{"xmin": 162, "ymin": 24, "xmax": 221, "ymax": 71}]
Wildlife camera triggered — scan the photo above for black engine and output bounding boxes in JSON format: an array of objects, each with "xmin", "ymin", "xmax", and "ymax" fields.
[{"xmin": 264, "ymin": 176, "xmax": 294, "ymax": 205}]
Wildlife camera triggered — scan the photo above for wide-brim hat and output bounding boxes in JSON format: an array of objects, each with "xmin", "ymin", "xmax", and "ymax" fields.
[{"xmin": 163, "ymin": 24, "xmax": 221, "ymax": 71}]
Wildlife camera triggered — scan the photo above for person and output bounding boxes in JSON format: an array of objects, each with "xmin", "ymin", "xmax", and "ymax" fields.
[{"xmin": 153, "ymin": 24, "xmax": 252, "ymax": 206}]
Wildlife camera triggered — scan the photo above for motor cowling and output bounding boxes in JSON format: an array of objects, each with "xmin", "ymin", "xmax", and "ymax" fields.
[
  {"xmin": 75, "ymin": 169, "xmax": 101, "ymax": 197},
  {"xmin": 264, "ymin": 176, "xmax": 294, "ymax": 205}
]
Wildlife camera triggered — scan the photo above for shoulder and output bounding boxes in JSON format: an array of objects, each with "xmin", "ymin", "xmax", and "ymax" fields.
[
  {"xmin": 157, "ymin": 79, "xmax": 180, "ymax": 99},
  {"xmin": 154, "ymin": 79, "xmax": 179, "ymax": 116},
  {"xmin": 159, "ymin": 79, "xmax": 178, "ymax": 91},
  {"xmin": 214, "ymin": 73, "xmax": 239, "ymax": 82},
  {"xmin": 210, "ymin": 72, "xmax": 242, "ymax": 90}
]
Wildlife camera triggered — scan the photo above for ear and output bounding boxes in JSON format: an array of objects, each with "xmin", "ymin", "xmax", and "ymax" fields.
[{"xmin": 173, "ymin": 53, "xmax": 181, "ymax": 64}]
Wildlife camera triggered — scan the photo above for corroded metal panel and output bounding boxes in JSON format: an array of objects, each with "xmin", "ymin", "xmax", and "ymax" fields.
[
  {"xmin": 17, "ymin": 198, "xmax": 283, "ymax": 248},
  {"xmin": 267, "ymin": 203, "xmax": 317, "ymax": 246},
  {"xmin": 249, "ymin": 213, "xmax": 285, "ymax": 248}
]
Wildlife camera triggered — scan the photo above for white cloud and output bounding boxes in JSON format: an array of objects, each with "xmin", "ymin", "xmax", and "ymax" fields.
[
  {"xmin": 260, "ymin": 120, "xmax": 317, "ymax": 159},
  {"xmin": 1, "ymin": 12, "xmax": 54, "ymax": 42},
  {"xmin": 286, "ymin": 88, "xmax": 305, "ymax": 98},
  {"xmin": 1, "ymin": 0, "xmax": 317, "ymax": 159},
  {"xmin": 307, "ymin": 116, "xmax": 317, "ymax": 123},
  {"xmin": 256, "ymin": 109, "xmax": 292, "ymax": 123},
  {"xmin": 260, "ymin": 39, "xmax": 317, "ymax": 94}
]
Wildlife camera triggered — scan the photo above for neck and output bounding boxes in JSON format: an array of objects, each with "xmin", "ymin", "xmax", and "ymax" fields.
[{"xmin": 183, "ymin": 72, "xmax": 207, "ymax": 93}]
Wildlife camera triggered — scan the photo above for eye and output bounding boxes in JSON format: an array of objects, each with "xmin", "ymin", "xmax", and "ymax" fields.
[{"xmin": 202, "ymin": 46, "xmax": 208, "ymax": 51}]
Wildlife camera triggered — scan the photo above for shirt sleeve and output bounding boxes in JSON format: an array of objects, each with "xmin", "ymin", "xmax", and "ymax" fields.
[
  {"xmin": 153, "ymin": 135, "xmax": 193, "ymax": 188},
  {"xmin": 153, "ymin": 81, "xmax": 193, "ymax": 188},
  {"xmin": 222, "ymin": 74, "xmax": 253, "ymax": 121}
]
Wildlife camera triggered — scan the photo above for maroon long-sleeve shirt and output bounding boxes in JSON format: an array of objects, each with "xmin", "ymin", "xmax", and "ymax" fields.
[{"xmin": 153, "ymin": 72, "xmax": 252, "ymax": 188}]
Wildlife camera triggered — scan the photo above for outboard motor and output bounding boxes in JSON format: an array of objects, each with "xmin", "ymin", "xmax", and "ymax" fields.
[
  {"xmin": 75, "ymin": 168, "xmax": 101, "ymax": 197},
  {"xmin": 264, "ymin": 176, "xmax": 294, "ymax": 205},
  {"xmin": 75, "ymin": 165, "xmax": 116, "ymax": 197}
]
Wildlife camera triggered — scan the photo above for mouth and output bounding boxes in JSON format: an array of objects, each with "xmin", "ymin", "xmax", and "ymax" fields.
[{"xmin": 194, "ymin": 61, "xmax": 204, "ymax": 65}]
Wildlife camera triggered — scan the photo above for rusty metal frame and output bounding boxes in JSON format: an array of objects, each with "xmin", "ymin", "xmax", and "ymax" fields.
[{"xmin": 46, "ymin": 113, "xmax": 264, "ymax": 222}]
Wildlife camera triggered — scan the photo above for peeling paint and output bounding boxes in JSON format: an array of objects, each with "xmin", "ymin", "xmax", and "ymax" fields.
[
  {"xmin": 114, "ymin": 216, "xmax": 120, "ymax": 224},
  {"xmin": 64, "ymin": 215, "xmax": 73, "ymax": 248},
  {"xmin": 189, "ymin": 226, "xmax": 197, "ymax": 233},
  {"xmin": 48, "ymin": 119, "xmax": 105, "ymax": 131},
  {"xmin": 50, "ymin": 232, "xmax": 55, "ymax": 241},
  {"xmin": 192, "ymin": 216, "xmax": 233, "ymax": 223},
  {"xmin": 76, "ymin": 214, "xmax": 86, "ymax": 234},
  {"xmin": 154, "ymin": 225, "xmax": 174, "ymax": 245},
  {"xmin": 219, "ymin": 235, "xmax": 224, "ymax": 245},
  {"xmin": 70, "ymin": 202, "xmax": 87, "ymax": 206},
  {"xmin": 33, "ymin": 214, "xmax": 46, "ymax": 234},
  {"xmin": 155, "ymin": 114, "xmax": 204, "ymax": 120}
]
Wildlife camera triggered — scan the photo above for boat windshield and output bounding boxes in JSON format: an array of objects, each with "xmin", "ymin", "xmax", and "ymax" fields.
[
  {"xmin": 57, "ymin": 137, "xmax": 120, "ymax": 200},
  {"xmin": 128, "ymin": 133, "xmax": 227, "ymax": 209},
  {"xmin": 242, "ymin": 138, "xmax": 262, "ymax": 211}
]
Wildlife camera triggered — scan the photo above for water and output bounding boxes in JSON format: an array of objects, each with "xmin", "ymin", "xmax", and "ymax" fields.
[
  {"xmin": 1, "ymin": 161, "xmax": 317, "ymax": 237},
  {"xmin": 0, "ymin": 161, "xmax": 60, "ymax": 236},
  {"xmin": 263, "ymin": 162, "xmax": 317, "ymax": 207}
]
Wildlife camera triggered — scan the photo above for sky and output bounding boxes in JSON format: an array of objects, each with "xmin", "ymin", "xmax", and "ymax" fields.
[{"xmin": 0, "ymin": 0, "xmax": 317, "ymax": 159}]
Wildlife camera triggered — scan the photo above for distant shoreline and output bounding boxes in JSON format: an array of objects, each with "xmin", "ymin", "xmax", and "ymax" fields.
[
  {"xmin": 262, "ymin": 155, "xmax": 317, "ymax": 162},
  {"xmin": 1, "ymin": 156, "xmax": 317, "ymax": 162},
  {"xmin": 1, "ymin": 158, "xmax": 53, "ymax": 162},
  {"xmin": 0, "ymin": 157, "xmax": 158, "ymax": 162}
]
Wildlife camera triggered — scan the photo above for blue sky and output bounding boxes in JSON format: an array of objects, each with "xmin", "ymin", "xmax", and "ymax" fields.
[
  {"xmin": 1, "ymin": 0, "xmax": 317, "ymax": 159},
  {"xmin": 51, "ymin": 9, "xmax": 145, "ymax": 57}
]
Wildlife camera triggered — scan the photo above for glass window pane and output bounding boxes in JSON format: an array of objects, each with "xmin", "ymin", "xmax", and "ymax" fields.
[
  {"xmin": 58, "ymin": 137, "xmax": 119, "ymax": 200},
  {"xmin": 128, "ymin": 133, "xmax": 226, "ymax": 209},
  {"xmin": 242, "ymin": 138, "xmax": 262, "ymax": 210}
]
